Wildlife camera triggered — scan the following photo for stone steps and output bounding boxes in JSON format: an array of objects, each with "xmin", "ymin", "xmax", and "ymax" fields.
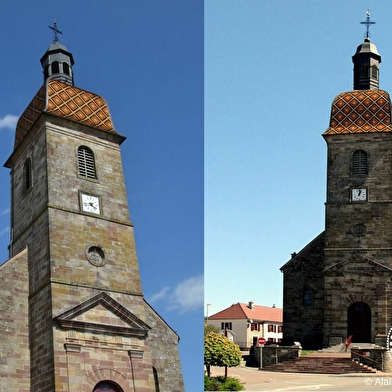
[
  {"xmin": 261, "ymin": 356, "xmax": 377, "ymax": 374},
  {"xmin": 318, "ymin": 343, "xmax": 346, "ymax": 353}
]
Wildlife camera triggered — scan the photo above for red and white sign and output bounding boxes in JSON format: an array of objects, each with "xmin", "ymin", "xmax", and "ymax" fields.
[{"xmin": 258, "ymin": 337, "xmax": 266, "ymax": 345}]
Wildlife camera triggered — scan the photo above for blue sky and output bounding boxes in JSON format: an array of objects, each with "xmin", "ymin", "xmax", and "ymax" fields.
[
  {"xmin": 205, "ymin": 0, "xmax": 392, "ymax": 319},
  {"xmin": 0, "ymin": 1, "xmax": 203, "ymax": 391}
]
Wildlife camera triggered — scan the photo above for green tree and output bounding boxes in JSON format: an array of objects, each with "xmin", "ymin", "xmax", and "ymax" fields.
[
  {"xmin": 204, "ymin": 332, "xmax": 242, "ymax": 377},
  {"xmin": 204, "ymin": 324, "xmax": 220, "ymax": 335}
]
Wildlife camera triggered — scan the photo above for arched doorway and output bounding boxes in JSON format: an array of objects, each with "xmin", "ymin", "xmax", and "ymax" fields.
[
  {"xmin": 93, "ymin": 381, "xmax": 123, "ymax": 392},
  {"xmin": 347, "ymin": 302, "xmax": 371, "ymax": 343}
]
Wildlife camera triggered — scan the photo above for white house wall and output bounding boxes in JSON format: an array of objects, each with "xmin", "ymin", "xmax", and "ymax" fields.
[{"xmin": 207, "ymin": 319, "xmax": 282, "ymax": 349}]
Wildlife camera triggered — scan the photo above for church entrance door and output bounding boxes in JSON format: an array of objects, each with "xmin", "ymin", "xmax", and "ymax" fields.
[{"xmin": 347, "ymin": 302, "xmax": 371, "ymax": 343}]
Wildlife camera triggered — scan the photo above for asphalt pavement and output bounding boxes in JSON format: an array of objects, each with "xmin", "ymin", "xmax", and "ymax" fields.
[{"xmin": 209, "ymin": 366, "xmax": 392, "ymax": 391}]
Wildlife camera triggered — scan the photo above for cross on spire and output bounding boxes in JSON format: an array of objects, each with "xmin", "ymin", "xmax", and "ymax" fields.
[
  {"xmin": 360, "ymin": 10, "xmax": 376, "ymax": 39},
  {"xmin": 48, "ymin": 19, "xmax": 63, "ymax": 43}
]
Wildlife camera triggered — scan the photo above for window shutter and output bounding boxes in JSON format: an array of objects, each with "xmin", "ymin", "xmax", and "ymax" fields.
[
  {"xmin": 24, "ymin": 159, "xmax": 32, "ymax": 191},
  {"xmin": 352, "ymin": 150, "xmax": 368, "ymax": 175},
  {"xmin": 78, "ymin": 146, "xmax": 96, "ymax": 179}
]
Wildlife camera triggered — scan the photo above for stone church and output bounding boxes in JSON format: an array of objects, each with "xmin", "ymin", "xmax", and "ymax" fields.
[
  {"xmin": 281, "ymin": 29, "xmax": 392, "ymax": 349},
  {"xmin": 0, "ymin": 26, "xmax": 184, "ymax": 391}
]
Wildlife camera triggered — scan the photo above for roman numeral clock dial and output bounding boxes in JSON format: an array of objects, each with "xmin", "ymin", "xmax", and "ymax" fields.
[{"xmin": 81, "ymin": 193, "xmax": 101, "ymax": 214}]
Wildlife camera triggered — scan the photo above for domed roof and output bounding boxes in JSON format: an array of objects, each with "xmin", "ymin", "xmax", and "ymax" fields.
[
  {"xmin": 353, "ymin": 37, "xmax": 381, "ymax": 58},
  {"xmin": 14, "ymin": 79, "xmax": 118, "ymax": 149},
  {"xmin": 324, "ymin": 90, "xmax": 392, "ymax": 135}
]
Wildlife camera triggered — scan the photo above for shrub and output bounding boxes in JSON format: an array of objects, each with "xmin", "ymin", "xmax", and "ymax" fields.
[{"xmin": 204, "ymin": 375, "xmax": 244, "ymax": 391}]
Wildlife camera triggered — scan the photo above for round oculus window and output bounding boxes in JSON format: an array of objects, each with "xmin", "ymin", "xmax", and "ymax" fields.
[
  {"xmin": 352, "ymin": 224, "xmax": 366, "ymax": 237},
  {"xmin": 85, "ymin": 246, "xmax": 106, "ymax": 267}
]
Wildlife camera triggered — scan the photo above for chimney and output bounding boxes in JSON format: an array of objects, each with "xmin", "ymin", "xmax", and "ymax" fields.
[{"xmin": 248, "ymin": 301, "xmax": 254, "ymax": 310}]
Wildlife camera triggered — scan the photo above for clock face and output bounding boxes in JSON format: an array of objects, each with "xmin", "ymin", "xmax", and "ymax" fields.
[
  {"xmin": 81, "ymin": 194, "xmax": 100, "ymax": 214},
  {"xmin": 351, "ymin": 188, "xmax": 367, "ymax": 202}
]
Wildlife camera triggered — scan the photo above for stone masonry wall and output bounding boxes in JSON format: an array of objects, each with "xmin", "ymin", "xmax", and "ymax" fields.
[
  {"xmin": 281, "ymin": 233, "xmax": 325, "ymax": 349},
  {"xmin": 144, "ymin": 301, "xmax": 185, "ymax": 392},
  {"xmin": 52, "ymin": 291, "xmax": 156, "ymax": 392},
  {"xmin": 0, "ymin": 248, "xmax": 30, "ymax": 391},
  {"xmin": 323, "ymin": 132, "xmax": 392, "ymax": 347},
  {"xmin": 324, "ymin": 132, "xmax": 392, "ymax": 259}
]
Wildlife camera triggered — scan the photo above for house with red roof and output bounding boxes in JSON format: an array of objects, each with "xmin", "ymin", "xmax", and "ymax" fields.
[{"xmin": 207, "ymin": 301, "xmax": 283, "ymax": 349}]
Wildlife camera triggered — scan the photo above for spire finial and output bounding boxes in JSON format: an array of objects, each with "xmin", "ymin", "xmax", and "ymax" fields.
[
  {"xmin": 360, "ymin": 10, "xmax": 376, "ymax": 39},
  {"xmin": 48, "ymin": 19, "xmax": 63, "ymax": 43}
]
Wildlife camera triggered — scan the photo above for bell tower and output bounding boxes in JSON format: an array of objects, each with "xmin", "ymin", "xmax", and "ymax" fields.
[
  {"xmin": 0, "ymin": 22, "xmax": 184, "ymax": 391},
  {"xmin": 281, "ymin": 11, "xmax": 392, "ymax": 349},
  {"xmin": 321, "ymin": 11, "xmax": 392, "ymax": 346}
]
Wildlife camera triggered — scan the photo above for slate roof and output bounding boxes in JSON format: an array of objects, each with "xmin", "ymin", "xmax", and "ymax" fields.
[{"xmin": 209, "ymin": 302, "xmax": 282, "ymax": 323}]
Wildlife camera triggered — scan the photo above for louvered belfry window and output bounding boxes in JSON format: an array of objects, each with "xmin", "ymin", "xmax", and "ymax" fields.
[
  {"xmin": 352, "ymin": 149, "xmax": 368, "ymax": 175},
  {"xmin": 24, "ymin": 158, "xmax": 32, "ymax": 191},
  {"xmin": 52, "ymin": 61, "xmax": 60, "ymax": 74},
  {"xmin": 78, "ymin": 146, "xmax": 96, "ymax": 179}
]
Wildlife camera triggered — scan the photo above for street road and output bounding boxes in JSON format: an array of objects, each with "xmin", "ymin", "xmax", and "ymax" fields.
[{"xmin": 209, "ymin": 366, "xmax": 392, "ymax": 391}]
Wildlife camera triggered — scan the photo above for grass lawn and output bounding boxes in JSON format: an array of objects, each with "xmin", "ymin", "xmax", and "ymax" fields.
[{"xmin": 301, "ymin": 350, "xmax": 315, "ymax": 356}]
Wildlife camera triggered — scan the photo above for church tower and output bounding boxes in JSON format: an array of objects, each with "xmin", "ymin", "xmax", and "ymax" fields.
[
  {"xmin": 0, "ymin": 23, "xmax": 184, "ymax": 391},
  {"xmin": 281, "ymin": 12, "xmax": 392, "ymax": 349}
]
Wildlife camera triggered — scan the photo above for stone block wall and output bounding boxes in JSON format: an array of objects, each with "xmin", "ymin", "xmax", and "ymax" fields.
[
  {"xmin": 350, "ymin": 346, "xmax": 384, "ymax": 371},
  {"xmin": 0, "ymin": 248, "xmax": 30, "ymax": 391},
  {"xmin": 253, "ymin": 345, "xmax": 301, "ymax": 368},
  {"xmin": 144, "ymin": 301, "xmax": 185, "ymax": 392},
  {"xmin": 323, "ymin": 256, "xmax": 391, "ymax": 346},
  {"xmin": 281, "ymin": 233, "xmax": 325, "ymax": 349}
]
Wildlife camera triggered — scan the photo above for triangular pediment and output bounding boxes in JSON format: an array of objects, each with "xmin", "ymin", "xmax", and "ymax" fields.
[
  {"xmin": 324, "ymin": 253, "xmax": 392, "ymax": 275},
  {"xmin": 54, "ymin": 292, "xmax": 150, "ymax": 338}
]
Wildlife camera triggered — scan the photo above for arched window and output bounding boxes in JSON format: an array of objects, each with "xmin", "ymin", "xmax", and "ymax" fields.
[
  {"xmin": 93, "ymin": 381, "xmax": 122, "ymax": 392},
  {"xmin": 63, "ymin": 62, "xmax": 70, "ymax": 75},
  {"xmin": 44, "ymin": 64, "xmax": 49, "ymax": 79},
  {"xmin": 304, "ymin": 288, "xmax": 314, "ymax": 306},
  {"xmin": 77, "ymin": 146, "xmax": 96, "ymax": 179},
  {"xmin": 24, "ymin": 158, "xmax": 32, "ymax": 191},
  {"xmin": 371, "ymin": 65, "xmax": 378, "ymax": 78},
  {"xmin": 360, "ymin": 65, "xmax": 369, "ymax": 77},
  {"xmin": 153, "ymin": 367, "xmax": 160, "ymax": 392},
  {"xmin": 352, "ymin": 149, "xmax": 368, "ymax": 175},
  {"xmin": 52, "ymin": 61, "xmax": 60, "ymax": 74}
]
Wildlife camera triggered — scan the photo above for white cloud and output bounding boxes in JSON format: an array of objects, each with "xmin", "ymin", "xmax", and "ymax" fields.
[
  {"xmin": 148, "ymin": 286, "xmax": 170, "ymax": 303},
  {"xmin": 147, "ymin": 274, "xmax": 204, "ymax": 314},
  {"xmin": 0, "ymin": 208, "xmax": 10, "ymax": 216},
  {"xmin": 0, "ymin": 227, "xmax": 9, "ymax": 237},
  {"xmin": 0, "ymin": 114, "xmax": 18, "ymax": 130},
  {"xmin": 168, "ymin": 274, "xmax": 204, "ymax": 314}
]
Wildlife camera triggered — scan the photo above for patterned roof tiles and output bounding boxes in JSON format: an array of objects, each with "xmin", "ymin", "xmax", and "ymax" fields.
[
  {"xmin": 14, "ymin": 79, "xmax": 117, "ymax": 149},
  {"xmin": 324, "ymin": 90, "xmax": 392, "ymax": 135},
  {"xmin": 46, "ymin": 80, "xmax": 115, "ymax": 132},
  {"xmin": 14, "ymin": 85, "xmax": 46, "ymax": 149}
]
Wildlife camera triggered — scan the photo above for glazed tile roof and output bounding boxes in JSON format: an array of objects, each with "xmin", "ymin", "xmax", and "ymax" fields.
[
  {"xmin": 209, "ymin": 303, "xmax": 282, "ymax": 323},
  {"xmin": 14, "ymin": 79, "xmax": 117, "ymax": 149},
  {"xmin": 324, "ymin": 90, "xmax": 392, "ymax": 135}
]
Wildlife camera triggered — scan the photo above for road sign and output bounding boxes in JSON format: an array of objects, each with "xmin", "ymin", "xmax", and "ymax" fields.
[{"xmin": 258, "ymin": 337, "xmax": 266, "ymax": 345}]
